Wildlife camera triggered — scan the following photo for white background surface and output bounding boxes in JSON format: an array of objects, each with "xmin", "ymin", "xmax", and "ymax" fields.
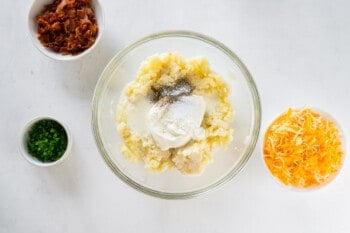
[{"xmin": 1, "ymin": 0, "xmax": 350, "ymax": 232}]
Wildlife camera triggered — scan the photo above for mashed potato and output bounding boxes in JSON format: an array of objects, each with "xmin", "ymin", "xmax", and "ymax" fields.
[{"xmin": 117, "ymin": 52, "xmax": 233, "ymax": 174}]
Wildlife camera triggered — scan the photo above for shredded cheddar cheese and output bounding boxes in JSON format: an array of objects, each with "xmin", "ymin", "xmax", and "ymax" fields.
[{"xmin": 263, "ymin": 108, "xmax": 344, "ymax": 188}]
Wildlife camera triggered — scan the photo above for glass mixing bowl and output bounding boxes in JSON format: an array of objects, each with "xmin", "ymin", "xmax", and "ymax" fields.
[{"xmin": 92, "ymin": 31, "xmax": 261, "ymax": 199}]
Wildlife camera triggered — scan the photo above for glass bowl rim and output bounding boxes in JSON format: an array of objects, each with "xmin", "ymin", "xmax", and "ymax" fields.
[{"xmin": 92, "ymin": 30, "xmax": 262, "ymax": 199}]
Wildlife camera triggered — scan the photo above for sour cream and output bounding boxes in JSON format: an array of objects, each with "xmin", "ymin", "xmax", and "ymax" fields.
[{"xmin": 147, "ymin": 95, "xmax": 206, "ymax": 150}]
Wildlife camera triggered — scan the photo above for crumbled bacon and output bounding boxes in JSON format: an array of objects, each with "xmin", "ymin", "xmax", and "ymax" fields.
[{"xmin": 37, "ymin": 0, "xmax": 98, "ymax": 55}]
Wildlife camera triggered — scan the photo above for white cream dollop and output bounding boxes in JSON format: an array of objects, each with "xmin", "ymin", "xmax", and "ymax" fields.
[{"xmin": 147, "ymin": 95, "xmax": 206, "ymax": 150}]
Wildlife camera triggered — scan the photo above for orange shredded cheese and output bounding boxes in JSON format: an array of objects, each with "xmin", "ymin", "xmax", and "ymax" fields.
[{"xmin": 263, "ymin": 108, "xmax": 344, "ymax": 188}]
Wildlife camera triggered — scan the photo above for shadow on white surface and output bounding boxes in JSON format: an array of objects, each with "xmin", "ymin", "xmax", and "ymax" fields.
[
  {"xmin": 53, "ymin": 34, "xmax": 122, "ymax": 101},
  {"xmin": 38, "ymin": 145, "xmax": 80, "ymax": 195}
]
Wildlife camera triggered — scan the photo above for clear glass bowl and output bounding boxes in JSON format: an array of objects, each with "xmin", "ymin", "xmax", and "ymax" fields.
[{"xmin": 92, "ymin": 31, "xmax": 261, "ymax": 199}]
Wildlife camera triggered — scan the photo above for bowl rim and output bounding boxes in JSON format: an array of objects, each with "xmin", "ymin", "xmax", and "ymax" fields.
[
  {"xmin": 92, "ymin": 30, "xmax": 262, "ymax": 199},
  {"xmin": 27, "ymin": 0, "xmax": 105, "ymax": 61},
  {"xmin": 19, "ymin": 116, "xmax": 73, "ymax": 167}
]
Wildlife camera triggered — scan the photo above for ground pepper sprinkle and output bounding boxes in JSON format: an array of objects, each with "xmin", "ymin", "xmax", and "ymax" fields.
[{"xmin": 37, "ymin": 0, "xmax": 98, "ymax": 55}]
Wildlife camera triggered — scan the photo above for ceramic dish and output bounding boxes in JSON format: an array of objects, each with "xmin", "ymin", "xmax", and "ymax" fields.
[
  {"xmin": 28, "ymin": 0, "xmax": 104, "ymax": 61},
  {"xmin": 20, "ymin": 116, "xmax": 72, "ymax": 167},
  {"xmin": 262, "ymin": 107, "xmax": 346, "ymax": 190}
]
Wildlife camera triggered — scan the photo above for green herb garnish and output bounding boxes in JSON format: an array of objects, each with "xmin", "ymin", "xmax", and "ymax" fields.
[{"xmin": 26, "ymin": 119, "xmax": 68, "ymax": 162}]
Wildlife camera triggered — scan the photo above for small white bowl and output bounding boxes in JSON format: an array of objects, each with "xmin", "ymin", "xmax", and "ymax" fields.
[
  {"xmin": 262, "ymin": 107, "xmax": 346, "ymax": 191},
  {"xmin": 28, "ymin": 0, "xmax": 104, "ymax": 61},
  {"xmin": 20, "ymin": 116, "xmax": 72, "ymax": 167}
]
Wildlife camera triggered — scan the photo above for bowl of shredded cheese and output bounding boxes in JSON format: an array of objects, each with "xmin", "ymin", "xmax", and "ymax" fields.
[
  {"xmin": 263, "ymin": 107, "xmax": 345, "ymax": 189},
  {"xmin": 92, "ymin": 31, "xmax": 261, "ymax": 199}
]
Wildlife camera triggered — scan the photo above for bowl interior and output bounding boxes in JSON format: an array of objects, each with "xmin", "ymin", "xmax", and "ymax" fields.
[
  {"xmin": 28, "ymin": 0, "xmax": 104, "ymax": 61},
  {"xmin": 93, "ymin": 32, "xmax": 260, "ymax": 197}
]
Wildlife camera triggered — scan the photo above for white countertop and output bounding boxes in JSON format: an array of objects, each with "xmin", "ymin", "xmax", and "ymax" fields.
[{"xmin": 1, "ymin": 0, "xmax": 350, "ymax": 232}]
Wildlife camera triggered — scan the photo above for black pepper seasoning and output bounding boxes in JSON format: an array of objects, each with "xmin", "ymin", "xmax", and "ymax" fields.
[{"xmin": 151, "ymin": 78, "xmax": 194, "ymax": 103}]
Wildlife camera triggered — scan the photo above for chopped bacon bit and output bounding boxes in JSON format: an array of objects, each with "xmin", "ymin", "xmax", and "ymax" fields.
[
  {"xmin": 263, "ymin": 108, "xmax": 344, "ymax": 188},
  {"xmin": 37, "ymin": 0, "xmax": 98, "ymax": 55}
]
